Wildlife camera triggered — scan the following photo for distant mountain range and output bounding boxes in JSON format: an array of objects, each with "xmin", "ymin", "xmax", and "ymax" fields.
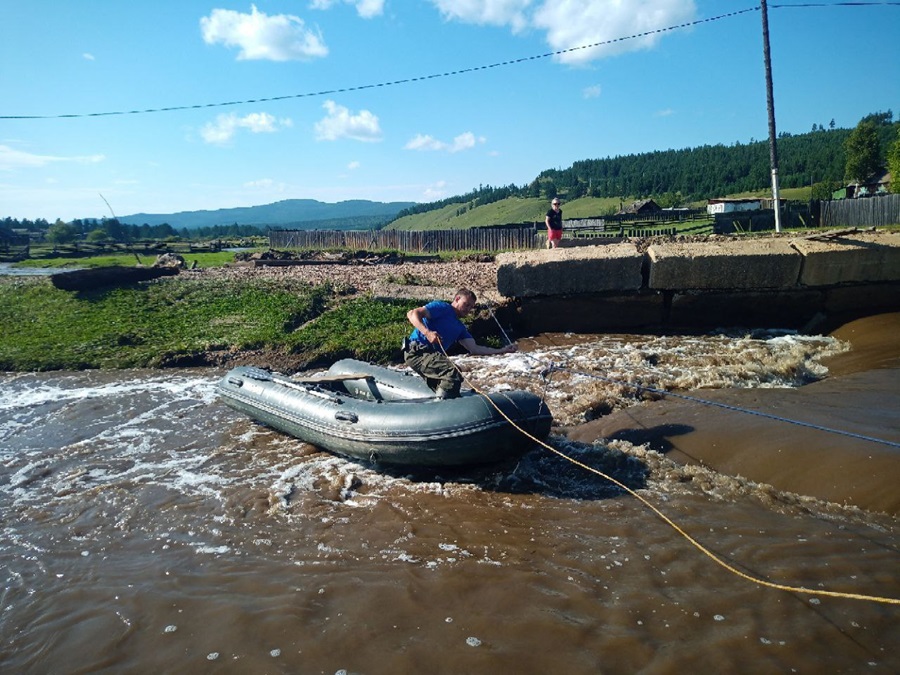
[{"xmin": 119, "ymin": 198, "xmax": 417, "ymax": 230}]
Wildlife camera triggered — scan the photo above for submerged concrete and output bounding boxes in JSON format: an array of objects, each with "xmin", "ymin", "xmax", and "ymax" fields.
[{"xmin": 494, "ymin": 230, "xmax": 900, "ymax": 332}]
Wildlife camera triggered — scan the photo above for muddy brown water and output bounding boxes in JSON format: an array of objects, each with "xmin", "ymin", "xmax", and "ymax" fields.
[{"xmin": 1, "ymin": 315, "xmax": 898, "ymax": 673}]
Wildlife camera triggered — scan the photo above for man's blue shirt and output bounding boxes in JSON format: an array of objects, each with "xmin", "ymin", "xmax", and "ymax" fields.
[{"xmin": 409, "ymin": 301, "xmax": 472, "ymax": 349}]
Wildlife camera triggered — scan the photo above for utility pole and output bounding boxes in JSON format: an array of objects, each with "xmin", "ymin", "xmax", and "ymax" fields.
[{"xmin": 760, "ymin": 0, "xmax": 782, "ymax": 232}]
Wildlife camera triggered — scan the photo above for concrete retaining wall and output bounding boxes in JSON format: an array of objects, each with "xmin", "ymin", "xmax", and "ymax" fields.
[
  {"xmin": 646, "ymin": 239, "xmax": 801, "ymax": 290},
  {"xmin": 496, "ymin": 244, "xmax": 643, "ymax": 296},
  {"xmin": 494, "ymin": 231, "xmax": 900, "ymax": 332}
]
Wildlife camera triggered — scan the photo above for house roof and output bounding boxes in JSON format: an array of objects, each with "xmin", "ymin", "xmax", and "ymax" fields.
[
  {"xmin": 849, "ymin": 168, "xmax": 891, "ymax": 187},
  {"xmin": 618, "ymin": 198, "xmax": 660, "ymax": 214}
]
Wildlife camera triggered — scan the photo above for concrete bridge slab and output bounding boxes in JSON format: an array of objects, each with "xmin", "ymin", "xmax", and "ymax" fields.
[
  {"xmin": 496, "ymin": 244, "xmax": 643, "ymax": 298},
  {"xmin": 791, "ymin": 232, "xmax": 900, "ymax": 286},
  {"xmin": 647, "ymin": 239, "xmax": 801, "ymax": 290}
]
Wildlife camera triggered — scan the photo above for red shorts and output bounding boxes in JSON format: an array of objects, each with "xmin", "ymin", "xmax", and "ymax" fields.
[{"xmin": 548, "ymin": 228, "xmax": 562, "ymax": 242}]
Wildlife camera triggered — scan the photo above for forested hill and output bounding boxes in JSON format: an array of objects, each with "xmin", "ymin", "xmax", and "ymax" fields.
[
  {"xmin": 394, "ymin": 114, "xmax": 898, "ymax": 221},
  {"xmin": 120, "ymin": 198, "xmax": 416, "ymax": 230}
]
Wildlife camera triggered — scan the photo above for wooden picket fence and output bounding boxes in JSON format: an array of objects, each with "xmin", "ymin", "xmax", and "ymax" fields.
[
  {"xmin": 269, "ymin": 228, "xmax": 541, "ymax": 253},
  {"xmin": 821, "ymin": 194, "xmax": 900, "ymax": 228},
  {"xmin": 268, "ymin": 224, "xmax": 680, "ymax": 253}
]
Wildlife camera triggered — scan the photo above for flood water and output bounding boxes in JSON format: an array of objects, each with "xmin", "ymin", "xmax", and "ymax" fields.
[{"xmin": 2, "ymin": 315, "xmax": 898, "ymax": 673}]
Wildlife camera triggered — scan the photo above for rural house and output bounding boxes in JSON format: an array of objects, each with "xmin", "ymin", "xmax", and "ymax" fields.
[
  {"xmin": 833, "ymin": 169, "xmax": 892, "ymax": 199},
  {"xmin": 617, "ymin": 199, "xmax": 661, "ymax": 215}
]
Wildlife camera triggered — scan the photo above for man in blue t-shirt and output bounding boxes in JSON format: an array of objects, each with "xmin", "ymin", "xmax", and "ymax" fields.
[{"xmin": 404, "ymin": 288, "xmax": 517, "ymax": 398}]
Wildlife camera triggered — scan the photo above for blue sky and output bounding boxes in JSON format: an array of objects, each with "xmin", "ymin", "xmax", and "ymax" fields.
[{"xmin": 2, "ymin": 0, "xmax": 898, "ymax": 221}]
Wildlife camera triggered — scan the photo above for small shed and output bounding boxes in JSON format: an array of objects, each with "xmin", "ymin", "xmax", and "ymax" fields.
[
  {"xmin": 618, "ymin": 199, "xmax": 661, "ymax": 215},
  {"xmin": 836, "ymin": 169, "xmax": 892, "ymax": 199},
  {"xmin": 706, "ymin": 198, "xmax": 762, "ymax": 215}
]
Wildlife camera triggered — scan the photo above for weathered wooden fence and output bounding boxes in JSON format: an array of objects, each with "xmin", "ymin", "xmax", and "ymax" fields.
[
  {"xmin": 268, "ymin": 224, "xmax": 682, "ymax": 252},
  {"xmin": 269, "ymin": 228, "xmax": 541, "ymax": 252},
  {"xmin": 0, "ymin": 232, "xmax": 31, "ymax": 261},
  {"xmin": 821, "ymin": 194, "xmax": 900, "ymax": 228}
]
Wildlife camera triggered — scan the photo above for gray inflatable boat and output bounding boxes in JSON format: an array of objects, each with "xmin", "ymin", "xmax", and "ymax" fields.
[{"xmin": 216, "ymin": 358, "xmax": 553, "ymax": 466}]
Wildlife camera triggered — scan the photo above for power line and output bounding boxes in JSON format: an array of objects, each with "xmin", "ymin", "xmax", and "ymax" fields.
[
  {"xmin": 2, "ymin": 7, "xmax": 761, "ymax": 121},
  {"xmin": 3, "ymin": 3, "xmax": 895, "ymax": 121},
  {"xmin": 771, "ymin": 2, "xmax": 900, "ymax": 6}
]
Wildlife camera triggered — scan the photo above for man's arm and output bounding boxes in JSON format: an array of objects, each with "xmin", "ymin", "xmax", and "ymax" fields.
[
  {"xmin": 407, "ymin": 306, "xmax": 440, "ymax": 344},
  {"xmin": 458, "ymin": 337, "xmax": 518, "ymax": 355}
]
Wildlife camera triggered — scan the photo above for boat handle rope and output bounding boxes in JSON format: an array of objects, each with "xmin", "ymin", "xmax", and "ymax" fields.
[{"xmin": 436, "ymin": 326, "xmax": 900, "ymax": 607}]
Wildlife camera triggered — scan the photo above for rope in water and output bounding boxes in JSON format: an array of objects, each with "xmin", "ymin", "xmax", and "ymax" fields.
[{"xmin": 438, "ymin": 320, "xmax": 900, "ymax": 606}]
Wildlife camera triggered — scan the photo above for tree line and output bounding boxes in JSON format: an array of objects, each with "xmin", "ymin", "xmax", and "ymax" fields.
[
  {"xmin": 394, "ymin": 110, "xmax": 900, "ymax": 219},
  {"xmin": 6, "ymin": 111, "xmax": 899, "ymax": 240},
  {"xmin": 1, "ymin": 217, "xmax": 266, "ymax": 246}
]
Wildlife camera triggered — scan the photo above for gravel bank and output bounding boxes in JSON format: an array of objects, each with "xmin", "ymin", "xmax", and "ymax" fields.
[{"xmin": 181, "ymin": 260, "xmax": 505, "ymax": 303}]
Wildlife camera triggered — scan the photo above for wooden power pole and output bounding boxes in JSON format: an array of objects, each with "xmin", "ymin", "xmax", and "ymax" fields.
[{"xmin": 760, "ymin": 0, "xmax": 782, "ymax": 232}]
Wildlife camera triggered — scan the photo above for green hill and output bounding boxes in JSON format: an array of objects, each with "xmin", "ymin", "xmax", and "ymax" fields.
[
  {"xmin": 388, "ymin": 197, "xmax": 625, "ymax": 230},
  {"xmin": 389, "ymin": 112, "xmax": 898, "ymax": 230},
  {"xmin": 121, "ymin": 198, "xmax": 416, "ymax": 230}
]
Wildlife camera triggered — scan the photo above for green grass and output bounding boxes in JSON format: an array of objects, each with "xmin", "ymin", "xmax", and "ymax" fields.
[
  {"xmin": 0, "ymin": 275, "xmax": 430, "ymax": 372},
  {"xmin": 288, "ymin": 296, "xmax": 423, "ymax": 365},
  {"xmin": 0, "ymin": 276, "xmax": 331, "ymax": 370},
  {"xmin": 13, "ymin": 250, "xmax": 250, "ymax": 270},
  {"xmin": 388, "ymin": 195, "xmax": 705, "ymax": 231}
]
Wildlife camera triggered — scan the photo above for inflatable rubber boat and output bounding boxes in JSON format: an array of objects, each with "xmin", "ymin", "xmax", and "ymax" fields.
[{"xmin": 216, "ymin": 358, "xmax": 552, "ymax": 466}]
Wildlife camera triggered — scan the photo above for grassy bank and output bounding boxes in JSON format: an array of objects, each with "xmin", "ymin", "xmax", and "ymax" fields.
[
  {"xmin": 12, "ymin": 250, "xmax": 244, "ymax": 270},
  {"xmin": 0, "ymin": 276, "xmax": 420, "ymax": 372}
]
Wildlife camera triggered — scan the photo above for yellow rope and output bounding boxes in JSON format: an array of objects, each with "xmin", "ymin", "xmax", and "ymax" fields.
[{"xmin": 441, "ymin": 338, "xmax": 900, "ymax": 607}]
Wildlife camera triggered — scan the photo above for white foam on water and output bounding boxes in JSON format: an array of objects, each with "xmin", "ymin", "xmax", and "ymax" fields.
[
  {"xmin": 454, "ymin": 331, "xmax": 849, "ymax": 426},
  {"xmin": 0, "ymin": 372, "xmax": 218, "ymax": 413}
]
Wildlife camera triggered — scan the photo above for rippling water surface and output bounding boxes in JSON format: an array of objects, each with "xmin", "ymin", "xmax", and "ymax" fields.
[{"xmin": 1, "ymin": 325, "xmax": 898, "ymax": 673}]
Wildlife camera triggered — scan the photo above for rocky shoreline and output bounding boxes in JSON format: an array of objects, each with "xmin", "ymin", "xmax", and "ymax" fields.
[{"xmin": 181, "ymin": 257, "xmax": 506, "ymax": 304}]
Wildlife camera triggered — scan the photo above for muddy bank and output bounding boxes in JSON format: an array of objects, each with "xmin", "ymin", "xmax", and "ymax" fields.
[{"xmin": 566, "ymin": 313, "xmax": 900, "ymax": 514}]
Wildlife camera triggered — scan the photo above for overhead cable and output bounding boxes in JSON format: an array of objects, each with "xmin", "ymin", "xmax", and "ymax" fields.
[{"xmin": 2, "ymin": 7, "xmax": 761, "ymax": 120}]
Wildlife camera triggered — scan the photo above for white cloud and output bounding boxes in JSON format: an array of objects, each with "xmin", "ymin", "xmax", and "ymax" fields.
[
  {"xmin": 200, "ymin": 4, "xmax": 327, "ymax": 61},
  {"xmin": 583, "ymin": 84, "xmax": 602, "ymax": 99},
  {"xmin": 82, "ymin": 53, "xmax": 95, "ymax": 61},
  {"xmin": 309, "ymin": 0, "xmax": 385, "ymax": 19},
  {"xmin": 404, "ymin": 131, "xmax": 485, "ymax": 153},
  {"xmin": 421, "ymin": 181, "xmax": 449, "ymax": 201},
  {"xmin": 655, "ymin": 108, "xmax": 675, "ymax": 117},
  {"xmin": 405, "ymin": 134, "xmax": 444, "ymax": 152},
  {"xmin": 243, "ymin": 178, "xmax": 288, "ymax": 192},
  {"xmin": 200, "ymin": 112, "xmax": 293, "ymax": 145},
  {"xmin": 314, "ymin": 100, "xmax": 382, "ymax": 142},
  {"xmin": 533, "ymin": 0, "xmax": 696, "ymax": 64},
  {"xmin": 429, "ymin": 0, "xmax": 696, "ymax": 63},
  {"xmin": 430, "ymin": 0, "xmax": 532, "ymax": 32},
  {"xmin": 347, "ymin": 161, "xmax": 361, "ymax": 170},
  {"xmin": 0, "ymin": 145, "xmax": 104, "ymax": 170}
]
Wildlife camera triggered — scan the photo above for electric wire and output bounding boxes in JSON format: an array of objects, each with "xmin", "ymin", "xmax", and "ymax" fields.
[
  {"xmin": 3, "ymin": 3, "xmax": 895, "ymax": 121},
  {"xmin": 3, "ymin": 7, "xmax": 763, "ymax": 120}
]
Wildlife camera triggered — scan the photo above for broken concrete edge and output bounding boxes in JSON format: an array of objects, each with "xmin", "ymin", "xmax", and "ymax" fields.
[
  {"xmin": 495, "ymin": 231, "xmax": 900, "ymax": 297},
  {"xmin": 496, "ymin": 282, "xmax": 900, "ymax": 335}
]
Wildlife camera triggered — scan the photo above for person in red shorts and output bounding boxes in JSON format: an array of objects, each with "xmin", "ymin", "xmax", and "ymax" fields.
[{"xmin": 545, "ymin": 198, "xmax": 563, "ymax": 248}]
